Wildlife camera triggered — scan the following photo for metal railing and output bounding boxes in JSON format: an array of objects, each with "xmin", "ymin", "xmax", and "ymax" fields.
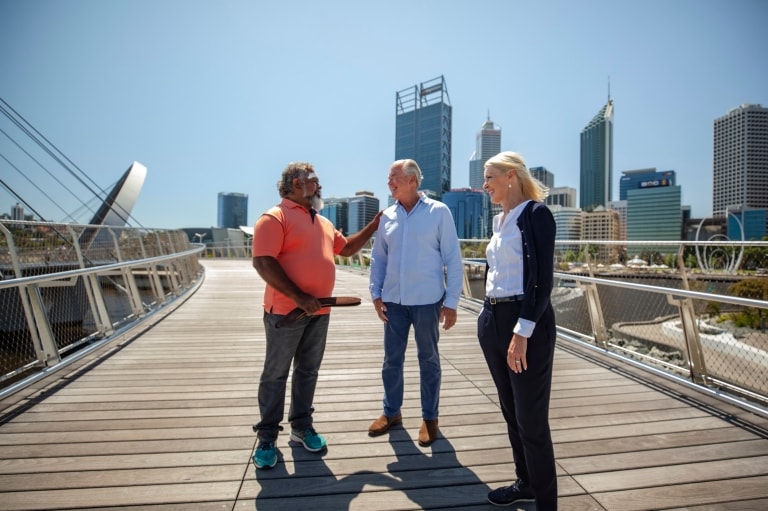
[
  {"xmin": 8, "ymin": 228, "xmax": 764, "ymax": 414},
  {"xmin": 0, "ymin": 220, "xmax": 204, "ymax": 398},
  {"xmin": 337, "ymin": 238, "xmax": 768, "ymax": 415}
]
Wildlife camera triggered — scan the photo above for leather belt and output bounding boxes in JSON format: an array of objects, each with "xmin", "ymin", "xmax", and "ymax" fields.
[{"xmin": 486, "ymin": 294, "xmax": 524, "ymax": 305}]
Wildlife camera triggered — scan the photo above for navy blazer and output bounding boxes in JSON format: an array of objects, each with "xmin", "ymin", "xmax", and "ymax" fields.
[{"xmin": 516, "ymin": 201, "xmax": 556, "ymax": 325}]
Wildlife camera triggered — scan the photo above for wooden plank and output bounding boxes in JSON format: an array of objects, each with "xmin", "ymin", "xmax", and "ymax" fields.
[
  {"xmin": 575, "ymin": 454, "xmax": 768, "ymax": 493},
  {"xmin": 0, "ymin": 260, "xmax": 765, "ymax": 511},
  {"xmin": 591, "ymin": 475, "xmax": 768, "ymax": 511}
]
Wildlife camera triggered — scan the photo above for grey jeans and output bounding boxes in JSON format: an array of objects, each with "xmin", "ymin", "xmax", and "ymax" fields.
[{"xmin": 253, "ymin": 312, "xmax": 330, "ymax": 442}]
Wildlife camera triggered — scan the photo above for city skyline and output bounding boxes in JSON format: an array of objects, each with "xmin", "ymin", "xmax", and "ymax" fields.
[{"xmin": 1, "ymin": 1, "xmax": 766, "ymax": 228}]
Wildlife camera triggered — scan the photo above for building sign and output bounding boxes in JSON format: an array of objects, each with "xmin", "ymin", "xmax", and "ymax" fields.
[
  {"xmin": 420, "ymin": 84, "xmax": 442, "ymax": 96},
  {"xmin": 639, "ymin": 178, "xmax": 671, "ymax": 188}
]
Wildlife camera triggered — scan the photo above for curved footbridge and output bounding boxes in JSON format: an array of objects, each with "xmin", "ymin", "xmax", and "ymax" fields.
[{"xmin": 1, "ymin": 259, "xmax": 767, "ymax": 511}]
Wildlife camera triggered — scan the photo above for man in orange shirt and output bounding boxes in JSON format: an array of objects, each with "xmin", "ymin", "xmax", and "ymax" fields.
[{"xmin": 251, "ymin": 161, "xmax": 381, "ymax": 469}]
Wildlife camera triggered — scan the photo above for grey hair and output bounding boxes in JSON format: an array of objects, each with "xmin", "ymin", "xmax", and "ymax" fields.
[
  {"xmin": 277, "ymin": 162, "xmax": 314, "ymax": 197},
  {"xmin": 393, "ymin": 159, "xmax": 423, "ymax": 186}
]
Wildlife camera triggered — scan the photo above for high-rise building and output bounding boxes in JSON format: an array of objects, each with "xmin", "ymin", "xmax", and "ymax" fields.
[
  {"xmin": 548, "ymin": 205, "xmax": 582, "ymax": 255},
  {"xmin": 546, "ymin": 187, "xmax": 577, "ymax": 208},
  {"xmin": 11, "ymin": 203, "xmax": 24, "ymax": 221},
  {"xmin": 468, "ymin": 115, "xmax": 501, "ymax": 189},
  {"xmin": 582, "ymin": 208, "xmax": 621, "ymax": 263},
  {"xmin": 217, "ymin": 192, "xmax": 248, "ymax": 229},
  {"xmin": 320, "ymin": 197, "xmax": 349, "ymax": 234},
  {"xmin": 529, "ymin": 166, "xmax": 554, "ymax": 189},
  {"xmin": 726, "ymin": 208, "xmax": 767, "ymax": 241},
  {"xmin": 713, "ymin": 104, "xmax": 768, "ymax": 217},
  {"xmin": 348, "ymin": 191, "xmax": 380, "ymax": 234},
  {"xmin": 580, "ymin": 98, "xmax": 614, "ymax": 211},
  {"xmin": 608, "ymin": 200, "xmax": 628, "ymax": 241},
  {"xmin": 320, "ymin": 192, "xmax": 380, "ymax": 235},
  {"xmin": 626, "ymin": 184, "xmax": 682, "ymax": 253},
  {"xmin": 619, "ymin": 168, "xmax": 675, "ymax": 200},
  {"xmin": 395, "ymin": 75, "xmax": 452, "ymax": 199},
  {"xmin": 442, "ymin": 188, "xmax": 489, "ymax": 239}
]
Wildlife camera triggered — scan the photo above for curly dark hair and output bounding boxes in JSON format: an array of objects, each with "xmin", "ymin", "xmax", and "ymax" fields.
[{"xmin": 277, "ymin": 162, "xmax": 314, "ymax": 197}]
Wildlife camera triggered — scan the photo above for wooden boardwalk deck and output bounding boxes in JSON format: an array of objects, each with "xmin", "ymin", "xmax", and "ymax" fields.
[{"xmin": 1, "ymin": 259, "xmax": 767, "ymax": 511}]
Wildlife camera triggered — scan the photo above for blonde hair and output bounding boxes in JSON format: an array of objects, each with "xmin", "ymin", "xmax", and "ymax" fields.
[{"xmin": 484, "ymin": 151, "xmax": 549, "ymax": 202}]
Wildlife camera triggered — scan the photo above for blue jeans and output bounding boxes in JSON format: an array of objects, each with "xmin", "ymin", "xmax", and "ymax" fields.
[
  {"xmin": 381, "ymin": 301, "xmax": 442, "ymax": 420},
  {"xmin": 253, "ymin": 312, "xmax": 330, "ymax": 442}
]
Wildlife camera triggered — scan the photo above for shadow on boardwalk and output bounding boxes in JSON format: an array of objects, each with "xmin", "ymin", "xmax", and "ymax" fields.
[{"xmin": 253, "ymin": 427, "xmax": 496, "ymax": 511}]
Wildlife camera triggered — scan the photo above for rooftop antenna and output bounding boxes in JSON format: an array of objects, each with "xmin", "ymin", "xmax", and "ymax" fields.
[{"xmin": 607, "ymin": 75, "xmax": 611, "ymax": 102}]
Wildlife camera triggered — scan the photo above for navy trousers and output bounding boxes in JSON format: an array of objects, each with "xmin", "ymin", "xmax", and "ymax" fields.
[{"xmin": 478, "ymin": 300, "xmax": 558, "ymax": 511}]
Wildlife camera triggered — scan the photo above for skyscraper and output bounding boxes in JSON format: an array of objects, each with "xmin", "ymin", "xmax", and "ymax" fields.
[
  {"xmin": 468, "ymin": 115, "xmax": 501, "ymax": 189},
  {"xmin": 620, "ymin": 168, "xmax": 675, "ymax": 200},
  {"xmin": 217, "ymin": 192, "xmax": 248, "ymax": 228},
  {"xmin": 442, "ymin": 188, "xmax": 489, "ymax": 239},
  {"xmin": 546, "ymin": 187, "xmax": 577, "ymax": 208},
  {"xmin": 529, "ymin": 166, "xmax": 554, "ymax": 189},
  {"xmin": 580, "ymin": 98, "xmax": 614, "ymax": 211},
  {"xmin": 395, "ymin": 75, "xmax": 452, "ymax": 199},
  {"xmin": 713, "ymin": 104, "xmax": 768, "ymax": 217},
  {"xmin": 626, "ymin": 184, "xmax": 682, "ymax": 252},
  {"xmin": 11, "ymin": 203, "xmax": 24, "ymax": 221},
  {"xmin": 348, "ymin": 191, "xmax": 380, "ymax": 234},
  {"xmin": 320, "ymin": 197, "xmax": 349, "ymax": 234}
]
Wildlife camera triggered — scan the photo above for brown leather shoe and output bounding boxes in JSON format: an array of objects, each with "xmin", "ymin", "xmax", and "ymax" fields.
[
  {"xmin": 418, "ymin": 419, "xmax": 439, "ymax": 446},
  {"xmin": 368, "ymin": 414, "xmax": 402, "ymax": 437}
]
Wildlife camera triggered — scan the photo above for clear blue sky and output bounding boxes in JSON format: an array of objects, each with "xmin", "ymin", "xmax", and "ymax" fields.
[{"xmin": 1, "ymin": 0, "xmax": 766, "ymax": 229}]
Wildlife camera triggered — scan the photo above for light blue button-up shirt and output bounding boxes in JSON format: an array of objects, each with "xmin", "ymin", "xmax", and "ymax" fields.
[{"xmin": 369, "ymin": 195, "xmax": 463, "ymax": 309}]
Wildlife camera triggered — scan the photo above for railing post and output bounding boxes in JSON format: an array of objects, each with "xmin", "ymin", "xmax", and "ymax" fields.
[
  {"xmin": 110, "ymin": 229, "xmax": 145, "ymax": 318},
  {"xmin": 24, "ymin": 285, "xmax": 62, "ymax": 366},
  {"xmin": 668, "ymin": 294, "xmax": 709, "ymax": 385},
  {"xmin": 461, "ymin": 262, "xmax": 473, "ymax": 299},
  {"xmin": 1, "ymin": 224, "xmax": 61, "ymax": 366},
  {"xmin": 583, "ymin": 282, "xmax": 609, "ymax": 349},
  {"xmin": 67, "ymin": 226, "xmax": 114, "ymax": 336}
]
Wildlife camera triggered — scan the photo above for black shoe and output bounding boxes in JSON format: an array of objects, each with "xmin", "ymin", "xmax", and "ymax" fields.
[{"xmin": 487, "ymin": 480, "xmax": 535, "ymax": 506}]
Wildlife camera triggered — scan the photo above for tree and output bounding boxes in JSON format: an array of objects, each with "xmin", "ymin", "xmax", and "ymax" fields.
[{"xmin": 727, "ymin": 278, "xmax": 768, "ymax": 330}]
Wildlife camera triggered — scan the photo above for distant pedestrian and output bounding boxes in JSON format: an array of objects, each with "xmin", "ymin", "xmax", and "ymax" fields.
[
  {"xmin": 478, "ymin": 151, "xmax": 558, "ymax": 509},
  {"xmin": 368, "ymin": 158, "xmax": 463, "ymax": 447},
  {"xmin": 251, "ymin": 162, "xmax": 381, "ymax": 469}
]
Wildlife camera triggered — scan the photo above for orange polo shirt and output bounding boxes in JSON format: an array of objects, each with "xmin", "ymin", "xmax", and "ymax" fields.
[{"xmin": 252, "ymin": 198, "xmax": 347, "ymax": 315}]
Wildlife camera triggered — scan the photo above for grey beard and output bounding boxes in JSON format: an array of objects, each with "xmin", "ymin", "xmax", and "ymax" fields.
[{"xmin": 310, "ymin": 195, "xmax": 324, "ymax": 211}]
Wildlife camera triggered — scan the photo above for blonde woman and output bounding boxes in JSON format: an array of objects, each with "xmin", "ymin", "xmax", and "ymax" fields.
[{"xmin": 479, "ymin": 151, "xmax": 558, "ymax": 509}]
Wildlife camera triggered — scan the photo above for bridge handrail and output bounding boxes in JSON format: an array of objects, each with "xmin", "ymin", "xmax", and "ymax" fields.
[
  {"xmin": 336, "ymin": 238, "xmax": 768, "ymax": 416},
  {"xmin": 0, "ymin": 246, "xmax": 203, "ymax": 289},
  {"xmin": 0, "ymin": 221, "xmax": 205, "ymax": 399}
]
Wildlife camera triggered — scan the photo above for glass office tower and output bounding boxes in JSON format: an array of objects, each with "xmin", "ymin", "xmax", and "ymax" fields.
[
  {"xmin": 348, "ymin": 192, "xmax": 380, "ymax": 234},
  {"xmin": 620, "ymin": 168, "xmax": 675, "ymax": 200},
  {"xmin": 320, "ymin": 198, "xmax": 349, "ymax": 235},
  {"xmin": 580, "ymin": 99, "xmax": 614, "ymax": 211},
  {"xmin": 442, "ymin": 188, "xmax": 489, "ymax": 239},
  {"xmin": 395, "ymin": 75, "xmax": 452, "ymax": 199},
  {"xmin": 217, "ymin": 192, "xmax": 248, "ymax": 228},
  {"xmin": 530, "ymin": 166, "xmax": 554, "ymax": 189},
  {"xmin": 626, "ymin": 185, "xmax": 682, "ymax": 254},
  {"xmin": 469, "ymin": 115, "xmax": 501, "ymax": 190}
]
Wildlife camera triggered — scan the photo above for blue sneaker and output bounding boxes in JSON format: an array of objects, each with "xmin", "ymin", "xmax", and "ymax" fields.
[
  {"xmin": 290, "ymin": 427, "xmax": 327, "ymax": 452},
  {"xmin": 252, "ymin": 441, "xmax": 277, "ymax": 469}
]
